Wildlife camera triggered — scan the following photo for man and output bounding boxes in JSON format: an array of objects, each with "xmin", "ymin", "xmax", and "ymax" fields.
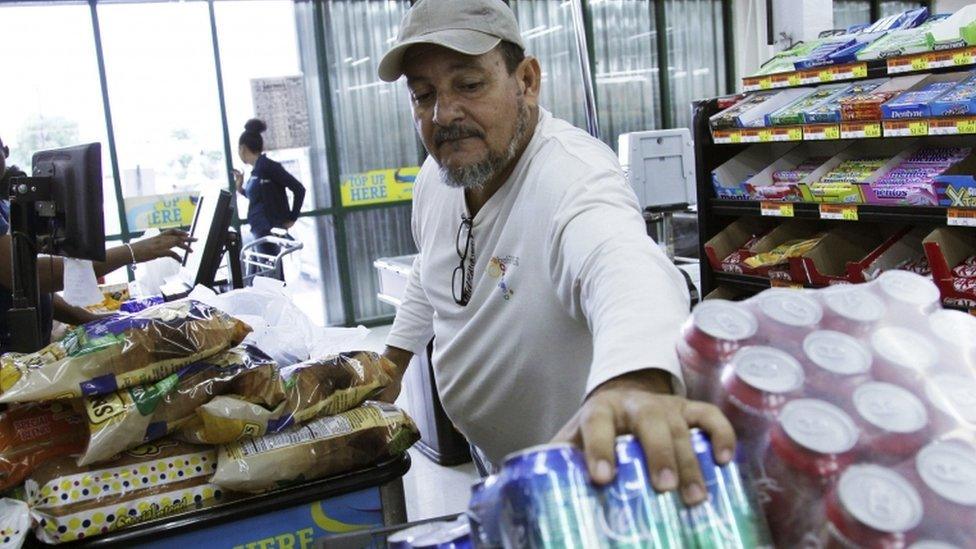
[
  {"xmin": 377, "ymin": 0, "xmax": 733, "ymax": 505},
  {"xmin": 0, "ymin": 135, "xmax": 195, "ymax": 351}
]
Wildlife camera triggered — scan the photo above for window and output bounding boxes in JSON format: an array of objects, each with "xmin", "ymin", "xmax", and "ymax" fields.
[
  {"xmin": 511, "ymin": 0, "xmax": 589, "ymax": 131},
  {"xmin": 589, "ymin": 0, "xmax": 661, "ymax": 150},
  {"xmin": 834, "ymin": 0, "xmax": 871, "ymax": 30},
  {"xmin": 881, "ymin": 2, "xmax": 926, "ymax": 17},
  {"xmin": 0, "ymin": 4, "xmax": 120, "ymax": 235},
  {"xmin": 215, "ymin": 0, "xmax": 319, "ymax": 220},
  {"xmin": 666, "ymin": 0, "xmax": 727, "ymax": 129},
  {"xmin": 98, "ymin": 1, "xmax": 227, "ymax": 233},
  {"xmin": 323, "ymin": 0, "xmax": 421, "ymax": 322}
]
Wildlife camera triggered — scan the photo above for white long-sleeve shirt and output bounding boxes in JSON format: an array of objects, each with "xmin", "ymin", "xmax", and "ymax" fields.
[{"xmin": 387, "ymin": 108, "xmax": 690, "ymax": 465}]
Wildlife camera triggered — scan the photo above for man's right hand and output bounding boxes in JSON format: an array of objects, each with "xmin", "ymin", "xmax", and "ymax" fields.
[{"xmin": 377, "ymin": 346, "xmax": 413, "ymax": 403}]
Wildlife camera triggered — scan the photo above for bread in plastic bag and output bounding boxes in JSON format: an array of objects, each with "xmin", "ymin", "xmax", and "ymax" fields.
[
  {"xmin": 27, "ymin": 439, "xmax": 224, "ymax": 544},
  {"xmin": 0, "ymin": 299, "xmax": 251, "ymax": 403},
  {"xmin": 178, "ymin": 351, "xmax": 395, "ymax": 445},
  {"xmin": 211, "ymin": 401, "xmax": 418, "ymax": 493},
  {"xmin": 77, "ymin": 345, "xmax": 276, "ymax": 466},
  {"xmin": 0, "ymin": 498, "xmax": 30, "ymax": 549},
  {"xmin": 0, "ymin": 403, "xmax": 87, "ymax": 493},
  {"xmin": 677, "ymin": 271, "xmax": 976, "ymax": 548}
]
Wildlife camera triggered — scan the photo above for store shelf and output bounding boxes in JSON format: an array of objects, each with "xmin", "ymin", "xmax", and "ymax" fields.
[
  {"xmin": 740, "ymin": 45, "xmax": 976, "ymax": 92},
  {"xmin": 708, "ymin": 199, "xmax": 968, "ymax": 225},
  {"xmin": 712, "ymin": 116, "xmax": 976, "ymax": 144}
]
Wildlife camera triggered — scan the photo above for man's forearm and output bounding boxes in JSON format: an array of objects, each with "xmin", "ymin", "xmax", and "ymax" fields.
[{"xmin": 382, "ymin": 345, "xmax": 414, "ymax": 378}]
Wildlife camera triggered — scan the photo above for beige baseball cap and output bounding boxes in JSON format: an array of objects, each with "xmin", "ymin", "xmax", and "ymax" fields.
[{"xmin": 378, "ymin": 0, "xmax": 525, "ymax": 82}]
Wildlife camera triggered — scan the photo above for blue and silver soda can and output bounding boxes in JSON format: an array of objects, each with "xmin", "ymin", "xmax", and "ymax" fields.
[
  {"xmin": 468, "ymin": 475, "xmax": 504, "ymax": 548},
  {"xmin": 388, "ymin": 521, "xmax": 446, "ymax": 549},
  {"xmin": 684, "ymin": 428, "xmax": 773, "ymax": 549},
  {"xmin": 598, "ymin": 435, "xmax": 685, "ymax": 548},
  {"xmin": 412, "ymin": 518, "xmax": 473, "ymax": 549},
  {"xmin": 499, "ymin": 443, "xmax": 606, "ymax": 549}
]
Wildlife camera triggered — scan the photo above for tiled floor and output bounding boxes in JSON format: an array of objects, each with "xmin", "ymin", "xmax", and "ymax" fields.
[{"xmin": 359, "ymin": 324, "xmax": 481, "ymax": 522}]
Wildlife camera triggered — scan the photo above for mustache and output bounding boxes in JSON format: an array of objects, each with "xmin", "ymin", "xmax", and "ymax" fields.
[{"xmin": 433, "ymin": 125, "xmax": 484, "ymax": 147}]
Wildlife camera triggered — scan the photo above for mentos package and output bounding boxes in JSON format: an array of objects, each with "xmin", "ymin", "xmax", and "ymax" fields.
[
  {"xmin": 765, "ymin": 84, "xmax": 850, "ymax": 126},
  {"xmin": 930, "ymin": 72, "xmax": 976, "ymax": 117},
  {"xmin": 881, "ymin": 80, "xmax": 960, "ymax": 119},
  {"xmin": 803, "ymin": 79, "xmax": 888, "ymax": 124}
]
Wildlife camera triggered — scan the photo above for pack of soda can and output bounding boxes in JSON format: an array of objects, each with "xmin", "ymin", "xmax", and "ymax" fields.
[
  {"xmin": 389, "ymin": 433, "xmax": 773, "ymax": 548},
  {"xmin": 677, "ymin": 269, "xmax": 976, "ymax": 548}
]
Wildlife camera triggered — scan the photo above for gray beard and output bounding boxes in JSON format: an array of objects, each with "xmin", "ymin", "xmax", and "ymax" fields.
[{"xmin": 439, "ymin": 102, "xmax": 530, "ymax": 190}]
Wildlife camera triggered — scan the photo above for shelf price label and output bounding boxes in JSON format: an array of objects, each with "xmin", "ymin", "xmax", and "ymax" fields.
[
  {"xmin": 759, "ymin": 78, "xmax": 773, "ymax": 90},
  {"xmin": 954, "ymin": 51, "xmax": 975, "ymax": 66},
  {"xmin": 788, "ymin": 73, "xmax": 802, "ymax": 86},
  {"xmin": 841, "ymin": 122, "xmax": 881, "ymax": 139},
  {"xmin": 788, "ymin": 127, "xmax": 803, "ymax": 141},
  {"xmin": 819, "ymin": 204, "xmax": 859, "ymax": 221},
  {"xmin": 851, "ymin": 64, "xmax": 868, "ymax": 78},
  {"xmin": 761, "ymin": 201, "xmax": 795, "ymax": 218},
  {"xmin": 958, "ymin": 119, "xmax": 976, "ymax": 134},
  {"xmin": 911, "ymin": 56, "xmax": 930, "ymax": 71},
  {"xmin": 818, "ymin": 69, "xmax": 835, "ymax": 83},
  {"xmin": 948, "ymin": 208, "xmax": 976, "ymax": 227},
  {"xmin": 824, "ymin": 126, "xmax": 841, "ymax": 140},
  {"xmin": 909, "ymin": 121, "xmax": 929, "ymax": 136},
  {"xmin": 758, "ymin": 129, "xmax": 774, "ymax": 142}
]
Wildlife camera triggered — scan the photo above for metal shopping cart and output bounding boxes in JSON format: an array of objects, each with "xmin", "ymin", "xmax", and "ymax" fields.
[{"xmin": 239, "ymin": 229, "xmax": 304, "ymax": 286}]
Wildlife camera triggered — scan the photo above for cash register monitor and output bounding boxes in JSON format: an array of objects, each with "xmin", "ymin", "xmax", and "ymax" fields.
[
  {"xmin": 182, "ymin": 188, "xmax": 232, "ymax": 288},
  {"xmin": 30, "ymin": 143, "xmax": 106, "ymax": 261}
]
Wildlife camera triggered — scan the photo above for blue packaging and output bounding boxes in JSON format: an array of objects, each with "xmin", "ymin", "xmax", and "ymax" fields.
[
  {"xmin": 468, "ymin": 476, "xmax": 504, "ymax": 549},
  {"xmin": 119, "ymin": 295, "xmax": 164, "ymax": 314},
  {"xmin": 930, "ymin": 72, "xmax": 976, "ymax": 117},
  {"xmin": 881, "ymin": 81, "xmax": 959, "ymax": 119},
  {"xmin": 793, "ymin": 38, "xmax": 858, "ymax": 70},
  {"xmin": 599, "ymin": 435, "xmax": 686, "ymax": 548},
  {"xmin": 500, "ymin": 443, "xmax": 605, "ymax": 548},
  {"xmin": 412, "ymin": 519, "xmax": 474, "ymax": 549}
]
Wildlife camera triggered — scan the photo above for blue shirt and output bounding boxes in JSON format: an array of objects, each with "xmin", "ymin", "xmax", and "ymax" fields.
[{"xmin": 242, "ymin": 154, "xmax": 306, "ymax": 237}]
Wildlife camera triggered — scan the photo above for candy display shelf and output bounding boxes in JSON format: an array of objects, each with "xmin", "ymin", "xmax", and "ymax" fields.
[
  {"xmin": 741, "ymin": 45, "xmax": 976, "ymax": 92},
  {"xmin": 692, "ymin": 80, "xmax": 976, "ymax": 309}
]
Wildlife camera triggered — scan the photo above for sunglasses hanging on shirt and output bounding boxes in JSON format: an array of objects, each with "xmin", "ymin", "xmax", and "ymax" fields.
[{"xmin": 452, "ymin": 215, "xmax": 474, "ymax": 306}]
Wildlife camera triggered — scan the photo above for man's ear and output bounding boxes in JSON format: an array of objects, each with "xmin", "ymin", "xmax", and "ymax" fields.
[{"xmin": 516, "ymin": 56, "xmax": 542, "ymax": 104}]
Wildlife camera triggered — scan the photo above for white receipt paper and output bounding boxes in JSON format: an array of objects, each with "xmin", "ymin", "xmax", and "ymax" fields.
[{"xmin": 63, "ymin": 258, "xmax": 105, "ymax": 307}]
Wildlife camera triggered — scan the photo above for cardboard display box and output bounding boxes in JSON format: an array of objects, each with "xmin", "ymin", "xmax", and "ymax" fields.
[
  {"xmin": 799, "ymin": 139, "xmax": 919, "ymax": 203},
  {"xmin": 934, "ymin": 153, "xmax": 976, "ymax": 207},
  {"xmin": 704, "ymin": 218, "xmax": 822, "ymax": 279},
  {"xmin": 745, "ymin": 141, "xmax": 851, "ymax": 201},
  {"xmin": 711, "ymin": 143, "xmax": 799, "ymax": 200},
  {"xmin": 923, "ymin": 226, "xmax": 976, "ymax": 309},
  {"xmin": 789, "ymin": 224, "xmax": 910, "ymax": 286}
]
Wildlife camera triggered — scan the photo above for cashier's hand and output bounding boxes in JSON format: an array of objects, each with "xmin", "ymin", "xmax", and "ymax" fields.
[
  {"xmin": 130, "ymin": 229, "xmax": 196, "ymax": 263},
  {"xmin": 552, "ymin": 369, "xmax": 736, "ymax": 507},
  {"xmin": 232, "ymin": 169, "xmax": 244, "ymax": 192}
]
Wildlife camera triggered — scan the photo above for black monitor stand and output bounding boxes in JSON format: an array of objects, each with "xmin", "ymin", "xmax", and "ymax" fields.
[{"xmin": 7, "ymin": 175, "xmax": 53, "ymax": 353}]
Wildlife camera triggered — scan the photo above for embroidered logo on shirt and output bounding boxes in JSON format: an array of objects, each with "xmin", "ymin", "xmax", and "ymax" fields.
[{"xmin": 487, "ymin": 256, "xmax": 518, "ymax": 300}]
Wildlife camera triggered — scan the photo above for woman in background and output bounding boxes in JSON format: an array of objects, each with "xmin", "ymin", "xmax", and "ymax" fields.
[{"xmin": 232, "ymin": 119, "xmax": 306, "ymax": 279}]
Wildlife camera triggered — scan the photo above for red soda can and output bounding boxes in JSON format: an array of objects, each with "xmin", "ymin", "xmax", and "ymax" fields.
[
  {"xmin": 876, "ymin": 270, "xmax": 942, "ymax": 319},
  {"xmin": 753, "ymin": 290, "xmax": 824, "ymax": 350},
  {"xmin": 870, "ymin": 327, "xmax": 939, "ymax": 388},
  {"xmin": 679, "ymin": 299, "xmax": 759, "ymax": 401},
  {"xmin": 719, "ymin": 346, "xmax": 804, "ymax": 448},
  {"xmin": 821, "ymin": 284, "xmax": 887, "ymax": 336},
  {"xmin": 760, "ymin": 399, "xmax": 860, "ymax": 547},
  {"xmin": 923, "ymin": 373, "xmax": 976, "ymax": 433},
  {"xmin": 852, "ymin": 382, "xmax": 930, "ymax": 464},
  {"xmin": 926, "ymin": 310, "xmax": 976, "ymax": 373},
  {"xmin": 823, "ymin": 464, "xmax": 924, "ymax": 549},
  {"xmin": 802, "ymin": 330, "xmax": 873, "ymax": 403},
  {"xmin": 912, "ymin": 440, "xmax": 976, "ymax": 535}
]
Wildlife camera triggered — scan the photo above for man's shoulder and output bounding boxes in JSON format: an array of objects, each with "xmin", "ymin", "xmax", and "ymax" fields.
[{"xmin": 532, "ymin": 115, "xmax": 622, "ymax": 179}]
